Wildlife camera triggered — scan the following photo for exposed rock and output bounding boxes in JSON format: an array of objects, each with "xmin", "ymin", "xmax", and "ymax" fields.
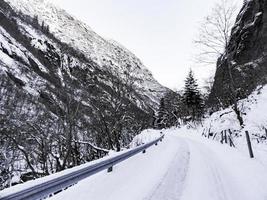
[{"xmin": 209, "ymin": 0, "xmax": 267, "ymax": 109}]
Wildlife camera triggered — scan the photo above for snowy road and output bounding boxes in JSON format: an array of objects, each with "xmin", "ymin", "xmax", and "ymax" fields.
[{"xmin": 50, "ymin": 129, "xmax": 267, "ymax": 200}]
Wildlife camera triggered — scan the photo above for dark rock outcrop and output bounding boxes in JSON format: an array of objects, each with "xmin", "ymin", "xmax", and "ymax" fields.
[{"xmin": 209, "ymin": 0, "xmax": 267, "ymax": 109}]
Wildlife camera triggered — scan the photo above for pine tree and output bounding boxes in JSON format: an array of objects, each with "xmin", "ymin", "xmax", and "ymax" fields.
[
  {"xmin": 156, "ymin": 97, "xmax": 167, "ymax": 129},
  {"xmin": 155, "ymin": 91, "xmax": 185, "ymax": 129},
  {"xmin": 183, "ymin": 70, "xmax": 204, "ymax": 121}
]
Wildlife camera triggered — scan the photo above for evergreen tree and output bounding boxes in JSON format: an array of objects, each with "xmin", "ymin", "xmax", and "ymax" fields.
[
  {"xmin": 155, "ymin": 91, "xmax": 185, "ymax": 129},
  {"xmin": 156, "ymin": 97, "xmax": 167, "ymax": 129},
  {"xmin": 183, "ymin": 70, "xmax": 204, "ymax": 121}
]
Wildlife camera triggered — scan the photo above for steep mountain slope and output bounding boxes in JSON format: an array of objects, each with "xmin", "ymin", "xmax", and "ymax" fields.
[
  {"xmin": 209, "ymin": 0, "xmax": 267, "ymax": 108},
  {"xmin": 0, "ymin": 0, "xmax": 167, "ymax": 188},
  {"xmin": 3, "ymin": 0, "xmax": 166, "ymax": 109}
]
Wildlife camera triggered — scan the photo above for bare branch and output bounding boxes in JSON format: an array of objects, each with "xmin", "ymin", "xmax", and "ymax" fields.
[{"xmin": 194, "ymin": 0, "xmax": 238, "ymax": 65}]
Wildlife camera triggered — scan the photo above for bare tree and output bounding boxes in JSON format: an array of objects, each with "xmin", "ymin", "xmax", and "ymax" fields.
[
  {"xmin": 195, "ymin": 0, "xmax": 237, "ymax": 65},
  {"xmin": 90, "ymin": 64, "xmax": 149, "ymax": 152},
  {"xmin": 195, "ymin": 0, "xmax": 245, "ymax": 127}
]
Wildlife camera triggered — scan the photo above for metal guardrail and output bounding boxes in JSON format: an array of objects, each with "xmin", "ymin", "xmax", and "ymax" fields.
[{"xmin": 0, "ymin": 135, "xmax": 164, "ymax": 200}]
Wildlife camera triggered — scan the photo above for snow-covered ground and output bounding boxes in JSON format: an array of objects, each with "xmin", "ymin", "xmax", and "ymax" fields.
[
  {"xmin": 49, "ymin": 128, "xmax": 267, "ymax": 200},
  {"xmin": 201, "ymin": 85, "xmax": 267, "ymax": 165},
  {"xmin": 2, "ymin": 84, "xmax": 267, "ymax": 199},
  {"xmin": 202, "ymin": 85, "xmax": 267, "ymax": 139}
]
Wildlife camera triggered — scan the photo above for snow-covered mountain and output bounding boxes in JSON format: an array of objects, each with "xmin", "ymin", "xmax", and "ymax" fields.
[
  {"xmin": 0, "ymin": 0, "xmax": 168, "ymax": 187},
  {"xmin": 2, "ymin": 0, "xmax": 167, "ymax": 108},
  {"xmin": 0, "ymin": 0, "xmax": 167, "ymax": 131}
]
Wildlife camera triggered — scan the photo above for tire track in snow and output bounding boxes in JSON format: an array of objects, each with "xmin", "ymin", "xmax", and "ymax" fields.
[
  {"xmin": 180, "ymin": 138, "xmax": 248, "ymax": 200},
  {"xmin": 145, "ymin": 139, "xmax": 190, "ymax": 200}
]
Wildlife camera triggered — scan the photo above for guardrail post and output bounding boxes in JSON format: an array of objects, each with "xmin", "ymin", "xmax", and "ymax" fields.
[
  {"xmin": 142, "ymin": 149, "xmax": 146, "ymax": 153},
  {"xmin": 107, "ymin": 166, "xmax": 113, "ymax": 173},
  {"xmin": 155, "ymin": 142, "xmax": 158, "ymax": 146},
  {"xmin": 245, "ymin": 131, "xmax": 254, "ymax": 158}
]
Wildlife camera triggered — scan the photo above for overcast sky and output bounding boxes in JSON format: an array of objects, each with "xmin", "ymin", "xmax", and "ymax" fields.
[{"xmin": 51, "ymin": 0, "xmax": 241, "ymax": 89}]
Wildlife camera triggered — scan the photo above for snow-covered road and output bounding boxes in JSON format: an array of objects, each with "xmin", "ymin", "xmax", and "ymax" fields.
[{"xmin": 50, "ymin": 129, "xmax": 267, "ymax": 200}]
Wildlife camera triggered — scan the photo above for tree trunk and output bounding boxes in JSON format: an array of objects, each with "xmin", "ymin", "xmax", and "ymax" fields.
[{"xmin": 226, "ymin": 57, "xmax": 244, "ymax": 127}]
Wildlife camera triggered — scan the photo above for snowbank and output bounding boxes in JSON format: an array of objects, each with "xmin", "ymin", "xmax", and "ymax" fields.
[
  {"xmin": 129, "ymin": 129, "xmax": 163, "ymax": 148},
  {"xmin": 203, "ymin": 85, "xmax": 267, "ymax": 138},
  {"xmin": 195, "ymin": 85, "xmax": 267, "ymax": 164}
]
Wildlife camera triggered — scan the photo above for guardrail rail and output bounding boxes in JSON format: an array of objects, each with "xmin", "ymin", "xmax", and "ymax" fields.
[{"xmin": 0, "ymin": 135, "xmax": 164, "ymax": 200}]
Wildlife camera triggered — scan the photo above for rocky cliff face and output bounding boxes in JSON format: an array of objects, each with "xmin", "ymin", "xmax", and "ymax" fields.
[
  {"xmin": 209, "ymin": 0, "xmax": 267, "ymax": 109},
  {"xmin": 0, "ymin": 0, "xmax": 167, "ymax": 186}
]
